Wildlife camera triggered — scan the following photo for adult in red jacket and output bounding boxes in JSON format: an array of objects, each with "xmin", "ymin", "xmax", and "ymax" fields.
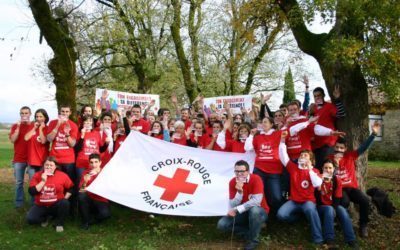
[
  {"xmin": 312, "ymin": 86, "xmax": 346, "ymax": 170},
  {"xmin": 217, "ymin": 160, "xmax": 269, "ymax": 250},
  {"xmin": 123, "ymin": 104, "xmax": 151, "ymax": 135},
  {"xmin": 9, "ymin": 106, "xmax": 33, "ymax": 208},
  {"xmin": 170, "ymin": 121, "xmax": 197, "ymax": 147},
  {"xmin": 27, "ymin": 156, "xmax": 73, "ymax": 233},
  {"xmin": 216, "ymin": 121, "xmax": 252, "ymax": 153},
  {"xmin": 277, "ymin": 133, "xmax": 324, "ymax": 244},
  {"xmin": 78, "ymin": 154, "xmax": 111, "ymax": 230},
  {"xmin": 244, "ymin": 117, "xmax": 283, "ymax": 212},
  {"xmin": 329, "ymin": 122, "xmax": 380, "ymax": 238}
]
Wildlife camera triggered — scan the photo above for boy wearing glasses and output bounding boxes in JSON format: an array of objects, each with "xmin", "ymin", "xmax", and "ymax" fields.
[{"xmin": 217, "ymin": 160, "xmax": 269, "ymax": 250}]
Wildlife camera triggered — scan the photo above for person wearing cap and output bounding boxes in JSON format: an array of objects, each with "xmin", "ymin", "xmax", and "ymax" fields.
[
  {"xmin": 217, "ymin": 160, "xmax": 269, "ymax": 250},
  {"xmin": 311, "ymin": 85, "xmax": 346, "ymax": 170}
]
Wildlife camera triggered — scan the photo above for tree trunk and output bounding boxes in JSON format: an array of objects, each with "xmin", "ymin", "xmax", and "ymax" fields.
[
  {"xmin": 171, "ymin": 0, "xmax": 197, "ymax": 102},
  {"xmin": 189, "ymin": 0, "xmax": 204, "ymax": 93},
  {"xmin": 278, "ymin": 0, "xmax": 370, "ymax": 189},
  {"xmin": 29, "ymin": 0, "xmax": 77, "ymax": 119}
]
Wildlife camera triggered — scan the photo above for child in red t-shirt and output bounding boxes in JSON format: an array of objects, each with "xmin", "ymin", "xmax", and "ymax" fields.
[{"xmin": 77, "ymin": 154, "xmax": 110, "ymax": 230}]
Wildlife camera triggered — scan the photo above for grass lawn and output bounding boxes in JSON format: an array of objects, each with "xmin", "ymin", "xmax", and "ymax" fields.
[{"xmin": 0, "ymin": 130, "xmax": 399, "ymax": 249}]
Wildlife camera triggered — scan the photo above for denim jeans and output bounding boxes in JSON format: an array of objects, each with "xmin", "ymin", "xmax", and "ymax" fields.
[
  {"xmin": 253, "ymin": 167, "xmax": 283, "ymax": 213},
  {"xmin": 217, "ymin": 206, "xmax": 268, "ymax": 243},
  {"xmin": 13, "ymin": 162, "xmax": 28, "ymax": 207},
  {"xmin": 277, "ymin": 200, "xmax": 323, "ymax": 244},
  {"xmin": 318, "ymin": 205, "xmax": 356, "ymax": 243}
]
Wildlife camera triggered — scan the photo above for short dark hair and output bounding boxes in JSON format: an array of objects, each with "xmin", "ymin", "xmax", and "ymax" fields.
[
  {"xmin": 89, "ymin": 153, "xmax": 101, "ymax": 161},
  {"xmin": 288, "ymin": 101, "xmax": 300, "ymax": 109},
  {"xmin": 100, "ymin": 111, "xmax": 112, "ymax": 121},
  {"xmin": 213, "ymin": 120, "xmax": 223, "ymax": 128},
  {"xmin": 60, "ymin": 104, "xmax": 71, "ymax": 109},
  {"xmin": 20, "ymin": 106, "xmax": 31, "ymax": 112},
  {"xmin": 335, "ymin": 137, "xmax": 347, "ymax": 146},
  {"xmin": 313, "ymin": 87, "xmax": 325, "ymax": 96},
  {"xmin": 132, "ymin": 104, "xmax": 141, "ymax": 111},
  {"xmin": 34, "ymin": 109, "xmax": 49, "ymax": 124},
  {"xmin": 323, "ymin": 159, "xmax": 337, "ymax": 168},
  {"xmin": 279, "ymin": 103, "xmax": 288, "ymax": 109},
  {"xmin": 235, "ymin": 160, "xmax": 250, "ymax": 171},
  {"xmin": 80, "ymin": 105, "xmax": 93, "ymax": 115},
  {"xmin": 44, "ymin": 156, "xmax": 60, "ymax": 169}
]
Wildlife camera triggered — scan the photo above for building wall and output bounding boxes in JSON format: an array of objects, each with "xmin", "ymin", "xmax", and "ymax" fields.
[{"xmin": 370, "ymin": 109, "xmax": 400, "ymax": 160}]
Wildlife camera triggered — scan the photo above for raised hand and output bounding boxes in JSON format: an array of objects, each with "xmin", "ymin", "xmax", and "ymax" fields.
[
  {"xmin": 303, "ymin": 75, "xmax": 309, "ymax": 86},
  {"xmin": 332, "ymin": 84, "xmax": 341, "ymax": 99},
  {"xmin": 331, "ymin": 130, "xmax": 346, "ymax": 137},
  {"xmin": 261, "ymin": 93, "xmax": 272, "ymax": 104},
  {"xmin": 171, "ymin": 94, "xmax": 178, "ymax": 105},
  {"xmin": 371, "ymin": 121, "xmax": 381, "ymax": 135}
]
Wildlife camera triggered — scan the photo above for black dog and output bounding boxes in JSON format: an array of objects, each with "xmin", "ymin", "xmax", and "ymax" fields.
[{"xmin": 366, "ymin": 187, "xmax": 396, "ymax": 218}]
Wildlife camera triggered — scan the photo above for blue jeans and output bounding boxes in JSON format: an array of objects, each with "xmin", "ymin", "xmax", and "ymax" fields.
[
  {"xmin": 277, "ymin": 200, "xmax": 323, "ymax": 244},
  {"xmin": 217, "ymin": 206, "xmax": 268, "ymax": 243},
  {"xmin": 318, "ymin": 205, "xmax": 356, "ymax": 243},
  {"xmin": 13, "ymin": 162, "xmax": 35, "ymax": 207},
  {"xmin": 253, "ymin": 168, "xmax": 283, "ymax": 212}
]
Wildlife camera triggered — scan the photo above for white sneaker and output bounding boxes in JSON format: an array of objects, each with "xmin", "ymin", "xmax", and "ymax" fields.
[
  {"xmin": 56, "ymin": 226, "xmax": 64, "ymax": 232},
  {"xmin": 41, "ymin": 220, "xmax": 49, "ymax": 227}
]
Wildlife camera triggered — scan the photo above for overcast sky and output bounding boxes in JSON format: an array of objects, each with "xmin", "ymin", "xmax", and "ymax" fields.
[{"xmin": 0, "ymin": 0, "xmax": 332, "ymax": 124}]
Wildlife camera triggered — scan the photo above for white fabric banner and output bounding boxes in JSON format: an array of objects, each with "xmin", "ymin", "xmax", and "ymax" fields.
[
  {"xmin": 203, "ymin": 95, "xmax": 252, "ymax": 114},
  {"xmin": 87, "ymin": 131, "xmax": 255, "ymax": 216}
]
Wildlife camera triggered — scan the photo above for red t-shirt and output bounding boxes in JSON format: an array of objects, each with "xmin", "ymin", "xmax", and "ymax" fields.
[
  {"xmin": 286, "ymin": 119, "xmax": 314, "ymax": 160},
  {"xmin": 30, "ymin": 170, "xmax": 73, "ymax": 207},
  {"xmin": 76, "ymin": 131, "xmax": 105, "ymax": 169},
  {"xmin": 330, "ymin": 151, "xmax": 359, "ymax": 189},
  {"xmin": 171, "ymin": 134, "xmax": 188, "ymax": 146},
  {"xmin": 27, "ymin": 127, "xmax": 50, "ymax": 167},
  {"xmin": 47, "ymin": 119, "xmax": 78, "ymax": 164},
  {"xmin": 287, "ymin": 161, "xmax": 320, "ymax": 203},
  {"xmin": 314, "ymin": 102, "xmax": 337, "ymax": 148},
  {"xmin": 190, "ymin": 133, "xmax": 209, "ymax": 149},
  {"xmin": 229, "ymin": 174, "xmax": 269, "ymax": 214},
  {"xmin": 318, "ymin": 176, "xmax": 342, "ymax": 206},
  {"xmin": 114, "ymin": 135, "xmax": 127, "ymax": 152},
  {"xmin": 79, "ymin": 169, "xmax": 108, "ymax": 203},
  {"xmin": 184, "ymin": 120, "xmax": 192, "ymax": 130},
  {"xmin": 10, "ymin": 122, "xmax": 33, "ymax": 163},
  {"xmin": 225, "ymin": 140, "xmax": 246, "ymax": 153},
  {"xmin": 253, "ymin": 130, "xmax": 283, "ymax": 174},
  {"xmin": 131, "ymin": 118, "xmax": 150, "ymax": 134}
]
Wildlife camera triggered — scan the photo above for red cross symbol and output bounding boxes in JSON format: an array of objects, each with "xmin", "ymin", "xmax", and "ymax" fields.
[{"xmin": 153, "ymin": 168, "xmax": 198, "ymax": 202}]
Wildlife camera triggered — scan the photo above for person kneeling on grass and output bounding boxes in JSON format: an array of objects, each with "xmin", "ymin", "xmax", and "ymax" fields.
[
  {"xmin": 217, "ymin": 160, "xmax": 269, "ymax": 250},
  {"xmin": 27, "ymin": 156, "xmax": 73, "ymax": 232},
  {"xmin": 78, "ymin": 153, "xmax": 110, "ymax": 230},
  {"xmin": 276, "ymin": 131, "xmax": 324, "ymax": 245},
  {"xmin": 316, "ymin": 159, "xmax": 358, "ymax": 249}
]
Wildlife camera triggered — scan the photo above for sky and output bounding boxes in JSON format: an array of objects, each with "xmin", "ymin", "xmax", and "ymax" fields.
[{"xmin": 0, "ymin": 0, "xmax": 332, "ymax": 123}]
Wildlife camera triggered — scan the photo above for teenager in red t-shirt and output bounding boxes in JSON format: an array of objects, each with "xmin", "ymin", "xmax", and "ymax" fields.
[
  {"xmin": 27, "ymin": 156, "xmax": 73, "ymax": 232},
  {"xmin": 277, "ymin": 132, "xmax": 324, "ymax": 244},
  {"xmin": 75, "ymin": 115, "xmax": 108, "ymax": 181},
  {"xmin": 47, "ymin": 105, "xmax": 78, "ymax": 182},
  {"xmin": 328, "ymin": 122, "xmax": 380, "ymax": 238},
  {"xmin": 124, "ymin": 104, "xmax": 151, "ymax": 135},
  {"xmin": 113, "ymin": 123, "xmax": 127, "ymax": 153},
  {"xmin": 148, "ymin": 120, "xmax": 170, "ymax": 141},
  {"xmin": 97, "ymin": 112, "xmax": 114, "ymax": 168},
  {"xmin": 9, "ymin": 106, "xmax": 33, "ymax": 208},
  {"xmin": 312, "ymin": 86, "xmax": 346, "ymax": 169},
  {"xmin": 24, "ymin": 109, "xmax": 50, "ymax": 174},
  {"xmin": 204, "ymin": 120, "xmax": 226, "ymax": 151},
  {"xmin": 244, "ymin": 117, "xmax": 283, "ymax": 212},
  {"xmin": 316, "ymin": 159, "xmax": 357, "ymax": 248},
  {"xmin": 217, "ymin": 160, "xmax": 269, "ymax": 250},
  {"xmin": 190, "ymin": 121, "xmax": 209, "ymax": 148},
  {"xmin": 216, "ymin": 121, "xmax": 251, "ymax": 153},
  {"xmin": 78, "ymin": 154, "xmax": 110, "ymax": 230}
]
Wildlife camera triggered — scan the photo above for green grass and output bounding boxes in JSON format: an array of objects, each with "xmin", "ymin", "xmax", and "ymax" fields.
[
  {"xmin": 0, "ymin": 130, "xmax": 12, "ymax": 168},
  {"xmin": 368, "ymin": 160, "xmax": 400, "ymax": 169}
]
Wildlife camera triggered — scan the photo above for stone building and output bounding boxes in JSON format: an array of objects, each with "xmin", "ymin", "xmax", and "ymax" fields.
[{"xmin": 368, "ymin": 87, "xmax": 400, "ymax": 160}]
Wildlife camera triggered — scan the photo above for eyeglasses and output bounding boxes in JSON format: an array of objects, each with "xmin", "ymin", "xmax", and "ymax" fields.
[{"xmin": 234, "ymin": 170, "xmax": 247, "ymax": 174}]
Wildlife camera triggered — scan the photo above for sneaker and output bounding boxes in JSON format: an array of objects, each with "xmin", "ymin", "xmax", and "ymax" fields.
[
  {"xmin": 41, "ymin": 220, "xmax": 49, "ymax": 228},
  {"xmin": 244, "ymin": 240, "xmax": 259, "ymax": 250},
  {"xmin": 359, "ymin": 225, "xmax": 368, "ymax": 238},
  {"xmin": 56, "ymin": 226, "xmax": 64, "ymax": 233},
  {"xmin": 347, "ymin": 241, "xmax": 359, "ymax": 250},
  {"xmin": 326, "ymin": 240, "xmax": 338, "ymax": 250}
]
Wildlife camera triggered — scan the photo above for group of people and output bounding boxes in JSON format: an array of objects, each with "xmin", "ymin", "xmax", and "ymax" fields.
[{"xmin": 9, "ymin": 78, "xmax": 378, "ymax": 249}]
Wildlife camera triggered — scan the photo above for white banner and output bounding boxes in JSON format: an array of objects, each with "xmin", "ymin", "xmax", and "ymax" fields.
[
  {"xmin": 203, "ymin": 95, "xmax": 252, "ymax": 115},
  {"xmin": 87, "ymin": 131, "xmax": 255, "ymax": 216},
  {"xmin": 95, "ymin": 88, "xmax": 160, "ymax": 116}
]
